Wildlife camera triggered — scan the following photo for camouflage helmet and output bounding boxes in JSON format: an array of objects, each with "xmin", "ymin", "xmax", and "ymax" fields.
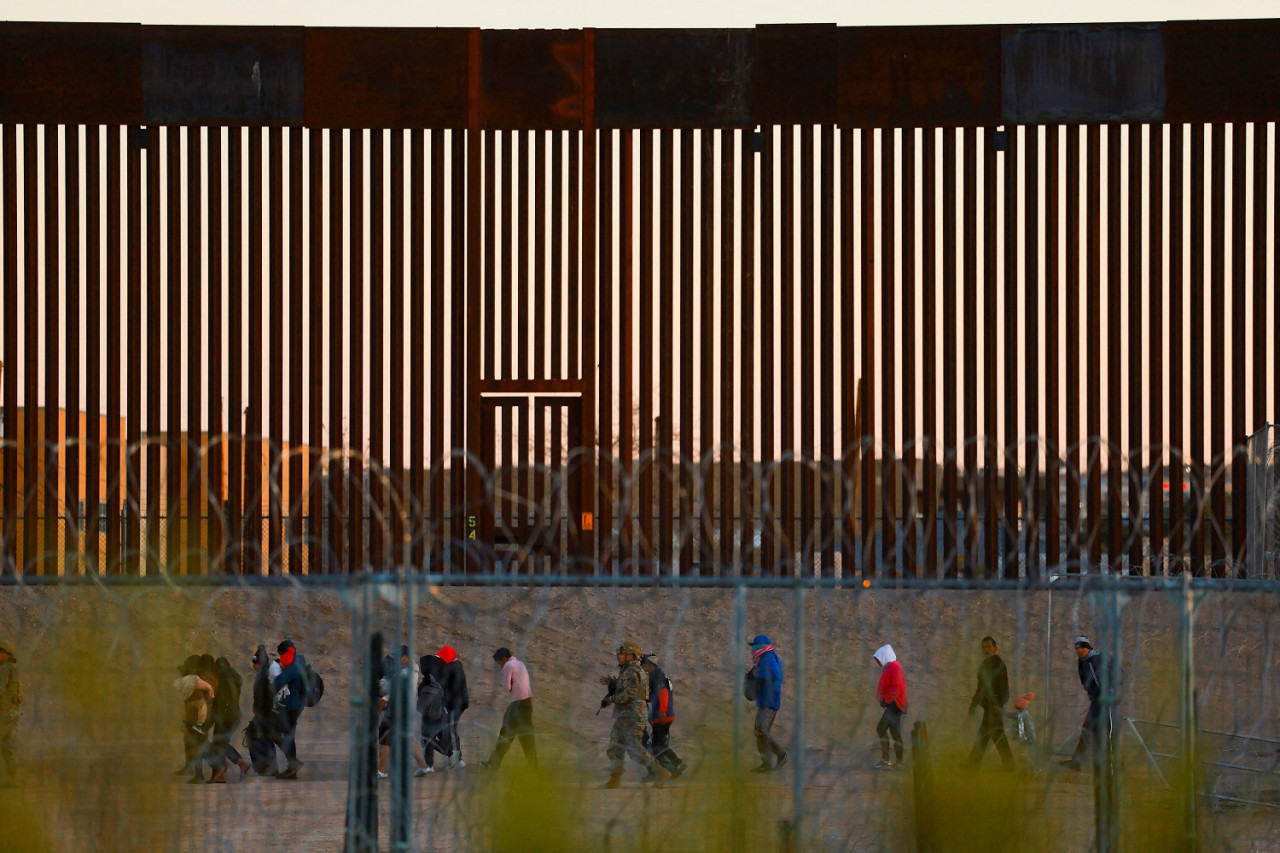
[{"xmin": 617, "ymin": 641, "xmax": 643, "ymax": 659}]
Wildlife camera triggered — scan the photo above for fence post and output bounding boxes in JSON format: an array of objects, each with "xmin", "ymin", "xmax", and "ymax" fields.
[
  {"xmin": 1179, "ymin": 573, "xmax": 1199, "ymax": 850},
  {"xmin": 911, "ymin": 721, "xmax": 934, "ymax": 852},
  {"xmin": 344, "ymin": 624, "xmax": 381, "ymax": 853},
  {"xmin": 1092, "ymin": 580, "xmax": 1121, "ymax": 853}
]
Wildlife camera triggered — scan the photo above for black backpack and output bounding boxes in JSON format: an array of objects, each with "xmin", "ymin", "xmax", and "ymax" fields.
[
  {"xmin": 418, "ymin": 674, "xmax": 445, "ymax": 723},
  {"xmin": 302, "ymin": 662, "xmax": 325, "ymax": 708},
  {"xmin": 744, "ymin": 667, "xmax": 759, "ymax": 702}
]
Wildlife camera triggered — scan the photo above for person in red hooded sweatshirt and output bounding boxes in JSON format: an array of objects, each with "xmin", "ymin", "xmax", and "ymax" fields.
[
  {"xmin": 873, "ymin": 644, "xmax": 907, "ymax": 770},
  {"xmin": 437, "ymin": 646, "xmax": 470, "ymax": 768}
]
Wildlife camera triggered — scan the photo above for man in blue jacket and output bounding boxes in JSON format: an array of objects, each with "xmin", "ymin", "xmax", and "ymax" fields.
[
  {"xmin": 748, "ymin": 635, "xmax": 788, "ymax": 773},
  {"xmin": 273, "ymin": 639, "xmax": 308, "ymax": 779}
]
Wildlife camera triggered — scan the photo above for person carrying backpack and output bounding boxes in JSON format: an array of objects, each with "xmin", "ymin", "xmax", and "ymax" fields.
[
  {"xmin": 247, "ymin": 646, "xmax": 283, "ymax": 776},
  {"xmin": 272, "ymin": 640, "xmax": 309, "ymax": 779},
  {"xmin": 438, "ymin": 646, "xmax": 470, "ymax": 768},
  {"xmin": 418, "ymin": 654, "xmax": 451, "ymax": 773},
  {"xmin": 640, "ymin": 654, "xmax": 687, "ymax": 779},
  {"xmin": 0, "ymin": 640, "xmax": 23, "ymax": 788},
  {"xmin": 208, "ymin": 656, "xmax": 251, "ymax": 783}
]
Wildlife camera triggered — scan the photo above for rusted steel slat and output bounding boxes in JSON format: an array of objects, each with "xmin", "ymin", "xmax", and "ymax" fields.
[
  {"xmin": 2, "ymin": 125, "xmax": 18, "ymax": 575},
  {"xmin": 921, "ymin": 129, "xmax": 938, "ymax": 574},
  {"xmin": 348, "ymin": 129, "xmax": 364, "ymax": 573},
  {"xmin": 1085, "ymin": 124, "xmax": 1102, "ymax": 570},
  {"xmin": 899, "ymin": 127, "xmax": 916, "ymax": 577},
  {"xmin": 64, "ymin": 126, "xmax": 81, "ymax": 574},
  {"xmin": 799, "ymin": 126, "xmax": 816, "ymax": 573},
  {"xmin": 1064, "ymin": 127, "xmax": 1082, "ymax": 571},
  {"xmin": 1127, "ymin": 124, "xmax": 1144, "ymax": 572},
  {"xmin": 577, "ymin": 103, "xmax": 595, "ymax": 568},
  {"xmin": 1209, "ymin": 122, "xmax": 1226, "ymax": 570},
  {"xmin": 758, "ymin": 24, "xmax": 834, "ymax": 126},
  {"xmin": 739, "ymin": 127, "xmax": 757, "ymax": 575},
  {"xmin": 287, "ymin": 127, "xmax": 303, "ymax": 573},
  {"xmin": 1165, "ymin": 21, "xmax": 1280, "ymax": 123},
  {"xmin": 568, "ymin": 130, "xmax": 582, "ymax": 387},
  {"xmin": 327, "ymin": 128, "xmax": 345, "ymax": 574},
  {"xmin": 699, "ymin": 130, "xmax": 716, "ymax": 573},
  {"xmin": 409, "ymin": 129, "xmax": 424, "ymax": 567},
  {"xmin": 1045, "ymin": 125, "xmax": 1061, "ymax": 570},
  {"xmin": 1004, "ymin": 127, "xmax": 1021, "ymax": 578},
  {"xmin": 420, "ymin": 129, "xmax": 436, "ymax": 567},
  {"xmin": 22, "ymin": 127, "xmax": 39, "ymax": 575},
  {"xmin": 940, "ymin": 128, "xmax": 958, "ymax": 575},
  {"xmin": 532, "ymin": 131, "xmax": 544, "ymax": 380},
  {"xmin": 659, "ymin": 129, "xmax": 674, "ymax": 569},
  {"xmin": 371, "ymin": 129, "xmax": 384, "ymax": 568},
  {"xmin": 716, "ymin": 128, "xmax": 737, "ymax": 571},
  {"xmin": 1251, "ymin": 123, "xmax": 1268, "ymax": 548},
  {"xmin": 465, "ymin": 32, "xmax": 486, "ymax": 569},
  {"xmin": 1106, "ymin": 125, "xmax": 1123, "ymax": 570},
  {"xmin": 42, "ymin": 124, "xmax": 59, "ymax": 575},
  {"xmin": 878, "ymin": 128, "xmax": 897, "ymax": 576},
  {"xmin": 479, "ymin": 29, "xmax": 584, "ymax": 131},
  {"xmin": 106, "ymin": 127, "xmax": 123, "ymax": 573},
  {"xmin": 677, "ymin": 130, "xmax": 694, "ymax": 575},
  {"xmin": 859, "ymin": 126, "xmax": 876, "ymax": 576},
  {"xmin": 1230, "ymin": 122, "xmax": 1248, "ymax": 567},
  {"xmin": 1023, "ymin": 125, "xmax": 1040, "ymax": 579},
  {"xmin": 597, "ymin": 129, "xmax": 614, "ymax": 566},
  {"xmin": 186, "ymin": 125, "xmax": 203, "ymax": 574},
  {"xmin": 971, "ymin": 125, "xmax": 986, "ymax": 578},
  {"xmin": 781, "ymin": 127, "xmax": 797, "ymax": 573},
  {"xmin": 306, "ymin": 128, "xmax": 323, "ymax": 573},
  {"xmin": 1168, "ymin": 125, "xmax": 1185, "ymax": 565},
  {"xmin": 144, "ymin": 124, "xmax": 161, "ymax": 576},
  {"xmin": 246, "ymin": 127, "xmax": 264, "ymax": 575},
  {"xmin": 495, "ymin": 130, "xmax": 509, "ymax": 382},
  {"xmin": 450, "ymin": 126, "xmax": 466, "ymax": 568},
  {"xmin": 0, "ymin": 23, "xmax": 142, "ymax": 124},
  {"xmin": 267, "ymin": 126, "xmax": 284, "ymax": 573},
  {"xmin": 552, "ymin": 131, "xmax": 565, "ymax": 381},
  {"xmin": 819, "ymin": 124, "xmax": 836, "ymax": 575},
  {"xmin": 207, "ymin": 127, "xmax": 223, "ymax": 565},
  {"xmin": 1188, "ymin": 125, "xmax": 1205, "ymax": 571},
  {"xmin": 638, "ymin": 130, "xmax": 653, "ymax": 566},
  {"xmin": 619, "ymin": 131, "xmax": 634, "ymax": 569},
  {"xmin": 1146, "ymin": 124, "xmax": 1164, "ymax": 568},
  {"xmin": 164, "ymin": 125, "xmax": 182, "ymax": 575},
  {"xmin": 515, "ymin": 131, "xmax": 529, "ymax": 382},
  {"xmin": 760, "ymin": 127, "xmax": 776, "ymax": 575},
  {"xmin": 389, "ymin": 130, "xmax": 405, "ymax": 564},
  {"xmin": 125, "ymin": 125, "xmax": 143, "ymax": 575}
]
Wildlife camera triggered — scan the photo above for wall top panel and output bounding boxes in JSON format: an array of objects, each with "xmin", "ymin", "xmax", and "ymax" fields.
[{"xmin": 2, "ymin": 20, "xmax": 1279, "ymax": 127}]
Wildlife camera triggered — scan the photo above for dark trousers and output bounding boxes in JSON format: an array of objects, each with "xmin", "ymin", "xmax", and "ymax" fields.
[
  {"xmin": 1071, "ymin": 701, "xmax": 1114, "ymax": 765},
  {"xmin": 209, "ymin": 723, "xmax": 244, "ymax": 770},
  {"xmin": 247, "ymin": 713, "xmax": 280, "ymax": 774},
  {"xmin": 643, "ymin": 722, "xmax": 685, "ymax": 773},
  {"xmin": 969, "ymin": 705, "xmax": 1014, "ymax": 766},
  {"xmin": 280, "ymin": 708, "xmax": 304, "ymax": 769},
  {"xmin": 447, "ymin": 708, "xmax": 466, "ymax": 760},
  {"xmin": 487, "ymin": 698, "xmax": 537, "ymax": 768},
  {"xmin": 877, "ymin": 705, "xmax": 905, "ymax": 762},
  {"xmin": 753, "ymin": 706, "xmax": 787, "ymax": 765}
]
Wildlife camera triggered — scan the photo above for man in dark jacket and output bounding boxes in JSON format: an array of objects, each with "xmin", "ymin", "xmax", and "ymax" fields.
[
  {"xmin": 640, "ymin": 654, "xmax": 687, "ymax": 779},
  {"xmin": 247, "ymin": 645, "xmax": 281, "ymax": 776},
  {"xmin": 418, "ymin": 654, "xmax": 451, "ymax": 772},
  {"xmin": 966, "ymin": 636, "xmax": 1014, "ymax": 769},
  {"xmin": 1062, "ymin": 636, "xmax": 1112, "ymax": 771},
  {"xmin": 208, "ymin": 656, "xmax": 251, "ymax": 782},
  {"xmin": 749, "ymin": 635, "xmax": 788, "ymax": 773},
  {"xmin": 438, "ymin": 646, "xmax": 469, "ymax": 768},
  {"xmin": 273, "ymin": 639, "xmax": 308, "ymax": 779}
]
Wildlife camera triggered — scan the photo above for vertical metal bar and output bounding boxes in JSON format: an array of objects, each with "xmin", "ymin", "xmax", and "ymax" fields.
[
  {"xmin": 371, "ymin": 134, "xmax": 392, "ymax": 567},
  {"xmin": 532, "ymin": 131, "xmax": 544, "ymax": 381},
  {"xmin": 899, "ymin": 127, "xmax": 917, "ymax": 577},
  {"xmin": 819, "ymin": 123, "xmax": 835, "ymax": 576},
  {"xmin": 186, "ymin": 125, "xmax": 203, "ymax": 574},
  {"xmin": 426, "ymin": 130, "xmax": 443, "ymax": 564},
  {"xmin": 659, "ymin": 129, "xmax": 674, "ymax": 570},
  {"xmin": 761, "ymin": 127, "xmax": 776, "ymax": 575},
  {"xmin": 921, "ymin": 129, "xmax": 938, "ymax": 574},
  {"xmin": 465, "ymin": 32, "xmax": 484, "ymax": 571},
  {"xmin": 858, "ymin": 126, "xmax": 875, "ymax": 576},
  {"xmin": 515, "ymin": 131, "xmax": 529, "ymax": 383},
  {"xmin": 246, "ymin": 127, "xmax": 264, "ymax": 575},
  {"xmin": 638, "ymin": 130, "xmax": 653, "ymax": 566},
  {"xmin": 23, "ymin": 125, "xmax": 40, "ymax": 575},
  {"xmin": 268, "ymin": 125, "xmax": 284, "ymax": 573},
  {"xmin": 43, "ymin": 124, "xmax": 60, "ymax": 575},
  {"xmin": 720, "ymin": 129, "xmax": 737, "ymax": 573},
  {"xmin": 1189, "ymin": 124, "xmax": 1205, "ymax": 571},
  {"xmin": 106, "ymin": 126, "xmax": 123, "ymax": 573},
  {"xmin": 580, "ymin": 30, "xmax": 598, "ymax": 569},
  {"xmin": 1064, "ymin": 126, "xmax": 1082, "ymax": 571},
  {"xmin": 1006, "ymin": 127, "xmax": 1026, "ymax": 578},
  {"xmin": 1106, "ymin": 124, "xmax": 1123, "ymax": 570},
  {"xmin": 1045, "ymin": 126, "xmax": 1061, "ymax": 570},
  {"xmin": 288, "ymin": 127, "xmax": 304, "ymax": 573},
  {"xmin": 977, "ymin": 126, "xmax": 993, "ymax": 578},
  {"xmin": 1, "ymin": 126, "xmax": 17, "ymax": 574},
  {"xmin": 598, "ymin": 129, "xmax": 614, "ymax": 567},
  {"xmin": 387, "ymin": 130, "xmax": 404, "ymax": 566},
  {"xmin": 1086, "ymin": 124, "xmax": 1102, "ymax": 570},
  {"xmin": 348, "ymin": 128, "xmax": 365, "ymax": 572},
  {"xmin": 569, "ymin": 129, "xmax": 582, "ymax": 384},
  {"xmin": 941, "ymin": 128, "xmax": 959, "ymax": 576},
  {"xmin": 165, "ymin": 124, "xmax": 181, "ymax": 575},
  {"xmin": 496, "ymin": 129, "xmax": 509, "ymax": 382},
  {"xmin": 677, "ymin": 129, "xmax": 694, "ymax": 575},
  {"xmin": 1250, "ymin": 122, "xmax": 1268, "ymax": 561},
  {"xmin": 64, "ymin": 125, "xmax": 81, "ymax": 574},
  {"xmin": 781, "ymin": 126, "xmax": 797, "ymax": 573},
  {"xmin": 144, "ymin": 123, "xmax": 161, "ymax": 576},
  {"xmin": 450, "ymin": 125, "xmax": 466, "ymax": 569},
  {"xmin": 740, "ymin": 127, "xmax": 758, "ymax": 576},
  {"xmin": 1128, "ymin": 124, "xmax": 1144, "ymax": 573},
  {"xmin": 1169, "ymin": 125, "xmax": 1186, "ymax": 567},
  {"xmin": 1147, "ymin": 124, "xmax": 1165, "ymax": 570},
  {"xmin": 1229, "ymin": 122, "xmax": 1247, "ymax": 566},
  {"xmin": 619, "ymin": 131, "xmax": 634, "ymax": 568},
  {"xmin": 307, "ymin": 128, "xmax": 323, "ymax": 574},
  {"xmin": 799, "ymin": 125, "xmax": 815, "ymax": 574},
  {"xmin": 1209, "ymin": 122, "xmax": 1227, "ymax": 571},
  {"xmin": 410, "ymin": 128, "xmax": 425, "ymax": 567},
  {"xmin": 207, "ymin": 127, "xmax": 223, "ymax": 566},
  {"xmin": 328, "ymin": 128, "xmax": 345, "ymax": 574},
  {"xmin": 879, "ymin": 127, "xmax": 896, "ymax": 577},
  {"xmin": 225, "ymin": 127, "xmax": 243, "ymax": 574},
  {"xmin": 700, "ymin": 130, "xmax": 716, "ymax": 573},
  {"xmin": 1024, "ymin": 125, "xmax": 1041, "ymax": 579},
  {"xmin": 552, "ymin": 130, "xmax": 565, "ymax": 381}
]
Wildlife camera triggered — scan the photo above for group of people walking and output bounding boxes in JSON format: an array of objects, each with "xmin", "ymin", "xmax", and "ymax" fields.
[{"xmin": 376, "ymin": 644, "xmax": 470, "ymax": 778}]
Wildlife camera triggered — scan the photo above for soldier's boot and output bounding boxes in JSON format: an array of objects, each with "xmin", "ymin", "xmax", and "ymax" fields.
[
  {"xmin": 604, "ymin": 771, "xmax": 623, "ymax": 789},
  {"xmin": 649, "ymin": 764, "xmax": 669, "ymax": 788}
]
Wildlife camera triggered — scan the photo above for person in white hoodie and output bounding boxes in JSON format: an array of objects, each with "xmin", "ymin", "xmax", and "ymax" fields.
[{"xmin": 872, "ymin": 644, "xmax": 908, "ymax": 770}]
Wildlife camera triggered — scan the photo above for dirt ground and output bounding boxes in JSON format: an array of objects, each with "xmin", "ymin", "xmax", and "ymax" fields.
[{"xmin": 1, "ymin": 581, "xmax": 1279, "ymax": 851}]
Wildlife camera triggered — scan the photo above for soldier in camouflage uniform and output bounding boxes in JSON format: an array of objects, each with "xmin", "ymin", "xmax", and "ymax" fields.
[
  {"xmin": 599, "ymin": 642, "xmax": 666, "ymax": 788},
  {"xmin": 0, "ymin": 640, "xmax": 22, "ymax": 788}
]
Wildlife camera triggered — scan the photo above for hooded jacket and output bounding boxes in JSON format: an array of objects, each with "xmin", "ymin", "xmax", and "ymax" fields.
[
  {"xmin": 438, "ymin": 646, "xmax": 470, "ymax": 715},
  {"xmin": 1078, "ymin": 649, "xmax": 1104, "ymax": 703},
  {"xmin": 646, "ymin": 665, "xmax": 676, "ymax": 726},
  {"xmin": 874, "ymin": 645, "xmax": 907, "ymax": 713},
  {"xmin": 274, "ymin": 644, "xmax": 309, "ymax": 713},
  {"xmin": 751, "ymin": 637, "xmax": 783, "ymax": 712}
]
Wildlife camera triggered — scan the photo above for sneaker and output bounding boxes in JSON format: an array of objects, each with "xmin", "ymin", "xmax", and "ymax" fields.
[
  {"xmin": 873, "ymin": 759, "xmax": 893, "ymax": 770},
  {"xmin": 455, "ymin": 759, "xmax": 466, "ymax": 769},
  {"xmin": 670, "ymin": 762, "xmax": 687, "ymax": 779},
  {"xmin": 889, "ymin": 761, "xmax": 907, "ymax": 771},
  {"xmin": 415, "ymin": 767, "xmax": 433, "ymax": 777},
  {"xmin": 774, "ymin": 753, "xmax": 789, "ymax": 771},
  {"xmin": 376, "ymin": 771, "xmax": 389, "ymax": 780}
]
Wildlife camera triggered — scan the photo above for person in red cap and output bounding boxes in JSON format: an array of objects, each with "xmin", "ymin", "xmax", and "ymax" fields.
[{"xmin": 438, "ymin": 646, "xmax": 470, "ymax": 768}]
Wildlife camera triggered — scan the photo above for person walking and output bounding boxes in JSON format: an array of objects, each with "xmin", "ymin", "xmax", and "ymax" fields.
[
  {"xmin": 174, "ymin": 655, "xmax": 215, "ymax": 783},
  {"xmin": 873, "ymin": 644, "xmax": 908, "ymax": 770},
  {"xmin": 479, "ymin": 647, "xmax": 537, "ymax": 770},
  {"xmin": 966, "ymin": 636, "xmax": 1014, "ymax": 769},
  {"xmin": 0, "ymin": 640, "xmax": 23, "ymax": 788},
  {"xmin": 272, "ymin": 639, "xmax": 309, "ymax": 779},
  {"xmin": 208, "ymin": 655, "xmax": 251, "ymax": 782},
  {"xmin": 1061, "ymin": 636, "xmax": 1112, "ymax": 771},
  {"xmin": 438, "ymin": 646, "xmax": 470, "ymax": 768},
  {"xmin": 599, "ymin": 642, "xmax": 666, "ymax": 788},
  {"xmin": 748, "ymin": 635, "xmax": 788, "ymax": 773},
  {"xmin": 247, "ymin": 645, "xmax": 282, "ymax": 776},
  {"xmin": 418, "ymin": 653, "xmax": 451, "ymax": 773},
  {"xmin": 640, "ymin": 653, "xmax": 687, "ymax": 779}
]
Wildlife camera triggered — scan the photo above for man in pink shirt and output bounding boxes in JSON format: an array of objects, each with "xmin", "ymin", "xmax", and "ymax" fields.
[{"xmin": 479, "ymin": 647, "xmax": 538, "ymax": 770}]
